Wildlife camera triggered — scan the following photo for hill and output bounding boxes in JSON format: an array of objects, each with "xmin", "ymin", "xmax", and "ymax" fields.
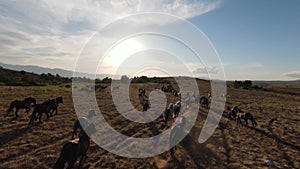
[
  {"xmin": 0, "ymin": 67, "xmax": 71, "ymax": 86},
  {"xmin": 0, "ymin": 62, "xmax": 119, "ymax": 79}
]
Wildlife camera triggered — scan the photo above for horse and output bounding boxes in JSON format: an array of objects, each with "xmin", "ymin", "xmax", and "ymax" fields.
[
  {"xmin": 236, "ymin": 111, "xmax": 257, "ymax": 127},
  {"xmin": 54, "ymin": 124, "xmax": 96, "ymax": 169},
  {"xmin": 28, "ymin": 103, "xmax": 52, "ymax": 124},
  {"xmin": 71, "ymin": 110, "xmax": 96, "ymax": 139},
  {"xmin": 49, "ymin": 97, "xmax": 63, "ymax": 116},
  {"xmin": 228, "ymin": 106, "xmax": 242, "ymax": 120},
  {"xmin": 138, "ymin": 88, "xmax": 146, "ymax": 95},
  {"xmin": 162, "ymin": 104, "xmax": 174, "ymax": 123},
  {"xmin": 200, "ymin": 96, "xmax": 209, "ymax": 109},
  {"xmin": 28, "ymin": 97, "xmax": 63, "ymax": 124},
  {"xmin": 171, "ymin": 101, "xmax": 181, "ymax": 118},
  {"xmin": 4, "ymin": 97, "xmax": 36, "ymax": 118},
  {"xmin": 142, "ymin": 100, "xmax": 150, "ymax": 112},
  {"xmin": 169, "ymin": 115, "xmax": 186, "ymax": 158},
  {"xmin": 138, "ymin": 93, "xmax": 147, "ymax": 106}
]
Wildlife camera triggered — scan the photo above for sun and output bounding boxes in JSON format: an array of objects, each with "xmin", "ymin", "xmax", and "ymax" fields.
[{"xmin": 105, "ymin": 39, "xmax": 144, "ymax": 68}]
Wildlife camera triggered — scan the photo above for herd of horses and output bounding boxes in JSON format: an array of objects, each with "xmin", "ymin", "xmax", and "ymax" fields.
[
  {"xmin": 3, "ymin": 96, "xmax": 96, "ymax": 169},
  {"xmin": 4, "ymin": 96, "xmax": 63, "ymax": 124},
  {"xmin": 161, "ymin": 85, "xmax": 181, "ymax": 97},
  {"xmin": 149, "ymin": 85, "xmax": 257, "ymax": 128},
  {"xmin": 3, "ymin": 85, "xmax": 259, "ymax": 168}
]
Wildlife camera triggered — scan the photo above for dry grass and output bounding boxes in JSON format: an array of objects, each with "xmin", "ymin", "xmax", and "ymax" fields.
[{"xmin": 0, "ymin": 79, "xmax": 299, "ymax": 169}]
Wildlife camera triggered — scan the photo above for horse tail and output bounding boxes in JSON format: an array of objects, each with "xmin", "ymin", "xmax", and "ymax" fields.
[{"xmin": 4, "ymin": 102, "xmax": 15, "ymax": 117}]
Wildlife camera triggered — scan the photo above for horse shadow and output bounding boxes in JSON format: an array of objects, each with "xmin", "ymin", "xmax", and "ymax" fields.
[
  {"xmin": 0, "ymin": 126, "xmax": 30, "ymax": 147},
  {"xmin": 180, "ymin": 127, "xmax": 225, "ymax": 169},
  {"xmin": 219, "ymin": 121, "xmax": 232, "ymax": 165},
  {"xmin": 249, "ymin": 126, "xmax": 300, "ymax": 151}
]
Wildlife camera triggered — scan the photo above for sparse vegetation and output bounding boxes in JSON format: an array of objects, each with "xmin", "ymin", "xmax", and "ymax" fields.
[{"xmin": 0, "ymin": 77, "xmax": 299, "ymax": 169}]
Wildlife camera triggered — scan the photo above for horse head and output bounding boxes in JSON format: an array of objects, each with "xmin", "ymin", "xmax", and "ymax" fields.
[
  {"xmin": 25, "ymin": 97, "xmax": 36, "ymax": 105},
  {"xmin": 56, "ymin": 97, "xmax": 63, "ymax": 103}
]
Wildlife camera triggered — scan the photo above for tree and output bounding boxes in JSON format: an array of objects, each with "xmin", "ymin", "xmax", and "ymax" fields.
[
  {"xmin": 121, "ymin": 75, "xmax": 130, "ymax": 82},
  {"xmin": 102, "ymin": 77, "xmax": 112, "ymax": 83}
]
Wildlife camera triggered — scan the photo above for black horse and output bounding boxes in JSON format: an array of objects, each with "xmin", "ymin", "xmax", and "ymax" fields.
[
  {"xmin": 200, "ymin": 96, "xmax": 209, "ymax": 109},
  {"xmin": 28, "ymin": 97, "xmax": 63, "ymax": 124},
  {"xmin": 171, "ymin": 101, "xmax": 181, "ymax": 118},
  {"xmin": 49, "ymin": 97, "xmax": 63, "ymax": 116},
  {"xmin": 71, "ymin": 110, "xmax": 95, "ymax": 139},
  {"xmin": 54, "ymin": 123, "xmax": 96, "ymax": 169},
  {"xmin": 228, "ymin": 106, "xmax": 242, "ymax": 120},
  {"xmin": 4, "ymin": 97, "xmax": 36, "ymax": 118},
  {"xmin": 163, "ymin": 106, "xmax": 173, "ymax": 123}
]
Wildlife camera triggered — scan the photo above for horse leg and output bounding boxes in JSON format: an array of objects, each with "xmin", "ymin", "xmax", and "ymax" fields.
[
  {"xmin": 244, "ymin": 118, "xmax": 248, "ymax": 126},
  {"xmin": 251, "ymin": 118, "xmax": 257, "ymax": 128},
  {"xmin": 38, "ymin": 112, "xmax": 43, "ymax": 123},
  {"xmin": 45, "ymin": 111, "xmax": 51, "ymax": 120},
  {"xmin": 66, "ymin": 157, "xmax": 77, "ymax": 169},
  {"xmin": 251, "ymin": 119, "xmax": 255, "ymax": 127},
  {"xmin": 54, "ymin": 155, "xmax": 66, "ymax": 169},
  {"xmin": 15, "ymin": 108, "xmax": 20, "ymax": 118},
  {"xmin": 78, "ymin": 154, "xmax": 86, "ymax": 169},
  {"xmin": 4, "ymin": 107, "xmax": 13, "ymax": 118},
  {"xmin": 28, "ymin": 111, "xmax": 36, "ymax": 125},
  {"xmin": 55, "ymin": 107, "xmax": 58, "ymax": 115},
  {"xmin": 25, "ymin": 107, "xmax": 31, "ymax": 114},
  {"xmin": 237, "ymin": 117, "xmax": 243, "ymax": 127}
]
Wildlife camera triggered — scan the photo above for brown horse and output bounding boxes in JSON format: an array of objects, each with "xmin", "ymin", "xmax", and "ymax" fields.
[
  {"xmin": 4, "ymin": 97, "xmax": 36, "ymax": 118},
  {"xmin": 54, "ymin": 123, "xmax": 95, "ymax": 169}
]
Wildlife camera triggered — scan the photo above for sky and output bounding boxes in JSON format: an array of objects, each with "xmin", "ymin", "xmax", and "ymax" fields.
[{"xmin": 0, "ymin": 0, "xmax": 299, "ymax": 80}]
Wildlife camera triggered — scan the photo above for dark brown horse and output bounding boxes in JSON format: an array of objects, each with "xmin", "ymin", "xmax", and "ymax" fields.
[
  {"xmin": 236, "ymin": 111, "xmax": 257, "ymax": 128},
  {"xmin": 4, "ymin": 97, "xmax": 36, "ymax": 118},
  {"xmin": 54, "ymin": 123, "xmax": 95, "ymax": 169}
]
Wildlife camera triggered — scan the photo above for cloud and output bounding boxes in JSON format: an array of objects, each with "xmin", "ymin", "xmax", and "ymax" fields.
[
  {"xmin": 0, "ymin": 0, "xmax": 222, "ymax": 72},
  {"xmin": 283, "ymin": 71, "xmax": 300, "ymax": 78},
  {"xmin": 193, "ymin": 66, "xmax": 218, "ymax": 74}
]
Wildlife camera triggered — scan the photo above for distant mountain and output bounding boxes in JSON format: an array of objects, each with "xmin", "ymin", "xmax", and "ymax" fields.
[
  {"xmin": 253, "ymin": 80, "xmax": 300, "ymax": 86},
  {"xmin": 0, "ymin": 62, "xmax": 119, "ymax": 79}
]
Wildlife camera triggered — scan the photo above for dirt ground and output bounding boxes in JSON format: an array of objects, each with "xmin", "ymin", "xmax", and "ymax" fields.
[{"xmin": 0, "ymin": 79, "xmax": 299, "ymax": 169}]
